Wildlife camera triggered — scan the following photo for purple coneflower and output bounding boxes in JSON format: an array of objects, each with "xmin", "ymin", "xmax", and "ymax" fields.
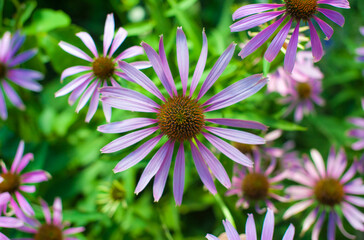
[
  {"xmin": 56, "ymin": 13, "xmax": 149, "ymax": 122},
  {"xmin": 0, "ymin": 140, "xmax": 50, "ymax": 216},
  {"xmin": 231, "ymin": 0, "xmax": 350, "ymax": 72},
  {"xmin": 206, "ymin": 208, "xmax": 295, "ymax": 240},
  {"xmin": 12, "ymin": 197, "xmax": 84, "ymax": 240},
  {"xmin": 284, "ymin": 147, "xmax": 364, "ymax": 239},
  {"xmin": 348, "ymin": 99, "xmax": 364, "ymax": 151},
  {"xmin": 226, "ymin": 148, "xmax": 288, "ymax": 213},
  {"xmin": 0, "ymin": 216, "xmax": 23, "ymax": 240},
  {"xmin": 0, "ymin": 31, "xmax": 43, "ymax": 120},
  {"xmin": 357, "ymin": 27, "xmax": 364, "ymax": 72},
  {"xmin": 98, "ymin": 27, "xmax": 268, "ymax": 205}
]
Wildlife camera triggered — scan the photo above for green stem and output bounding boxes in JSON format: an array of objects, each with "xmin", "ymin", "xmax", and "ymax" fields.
[{"xmin": 214, "ymin": 193, "xmax": 236, "ymax": 228}]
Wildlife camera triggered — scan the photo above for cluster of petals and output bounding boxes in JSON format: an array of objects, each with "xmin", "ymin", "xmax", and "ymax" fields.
[
  {"xmin": 348, "ymin": 98, "xmax": 364, "ymax": 151},
  {"xmin": 284, "ymin": 147, "xmax": 364, "ymax": 239},
  {"xmin": 357, "ymin": 27, "xmax": 364, "ymax": 74},
  {"xmin": 231, "ymin": 0, "xmax": 350, "ymax": 72},
  {"xmin": 206, "ymin": 208, "xmax": 295, "ymax": 240},
  {"xmin": 0, "ymin": 140, "xmax": 50, "ymax": 216},
  {"xmin": 56, "ymin": 13, "xmax": 149, "ymax": 122},
  {"xmin": 98, "ymin": 27, "xmax": 268, "ymax": 205},
  {"xmin": 0, "ymin": 216, "xmax": 23, "ymax": 240},
  {"xmin": 0, "ymin": 31, "xmax": 43, "ymax": 120}
]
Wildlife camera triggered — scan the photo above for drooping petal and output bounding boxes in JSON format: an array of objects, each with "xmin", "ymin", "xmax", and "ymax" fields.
[
  {"xmin": 283, "ymin": 200, "xmax": 314, "ymax": 219},
  {"xmin": 232, "ymin": 3, "xmax": 285, "ymax": 20},
  {"xmin": 190, "ymin": 30, "xmax": 207, "ymax": 96},
  {"xmin": 85, "ymin": 81, "xmax": 101, "ymax": 122},
  {"xmin": 317, "ymin": 8, "xmax": 345, "ymax": 27},
  {"xmin": 60, "ymin": 66, "xmax": 92, "ymax": 83},
  {"xmin": 231, "ymin": 11, "xmax": 285, "ymax": 32},
  {"xmin": 98, "ymin": 118, "xmax": 157, "ymax": 134},
  {"xmin": 302, "ymin": 208, "xmax": 319, "ymax": 234},
  {"xmin": 173, "ymin": 143, "xmax": 185, "ymax": 206},
  {"xmin": 59, "ymin": 41, "xmax": 93, "ymax": 62},
  {"xmin": 284, "ymin": 21, "xmax": 300, "ymax": 73},
  {"xmin": 76, "ymin": 80, "xmax": 99, "ymax": 113},
  {"xmin": 313, "ymin": 16, "xmax": 334, "ymax": 40},
  {"xmin": 206, "ymin": 118, "xmax": 267, "ymax": 131},
  {"xmin": 205, "ymin": 126, "xmax": 265, "ymax": 145},
  {"xmin": 15, "ymin": 191, "xmax": 34, "ymax": 216},
  {"xmin": 76, "ymin": 32, "xmax": 98, "ymax": 58},
  {"xmin": 67, "ymin": 78, "xmax": 92, "ymax": 105},
  {"xmin": 22, "ymin": 170, "xmax": 50, "ymax": 183},
  {"xmin": 0, "ymin": 88, "xmax": 8, "ymax": 120},
  {"xmin": 264, "ymin": 19, "xmax": 292, "ymax": 62},
  {"xmin": 312, "ymin": 211, "xmax": 326, "ymax": 240},
  {"xmin": 109, "ymin": 27, "xmax": 127, "ymax": 57},
  {"xmin": 176, "ymin": 27, "xmax": 189, "ymax": 96},
  {"xmin": 55, "ymin": 73, "xmax": 93, "ymax": 97},
  {"xmin": 103, "ymin": 13, "xmax": 115, "ymax": 56},
  {"xmin": 308, "ymin": 20, "xmax": 323, "ymax": 62}
]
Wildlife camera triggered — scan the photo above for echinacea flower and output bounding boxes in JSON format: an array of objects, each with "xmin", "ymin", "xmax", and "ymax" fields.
[
  {"xmin": 348, "ymin": 99, "xmax": 364, "ymax": 151},
  {"xmin": 98, "ymin": 27, "xmax": 268, "ymax": 205},
  {"xmin": 12, "ymin": 197, "xmax": 84, "ymax": 240},
  {"xmin": 226, "ymin": 148, "xmax": 288, "ymax": 213},
  {"xmin": 0, "ymin": 31, "xmax": 43, "ymax": 120},
  {"xmin": 56, "ymin": 13, "xmax": 149, "ymax": 122},
  {"xmin": 231, "ymin": 0, "xmax": 350, "ymax": 72},
  {"xmin": 97, "ymin": 180, "xmax": 127, "ymax": 217},
  {"xmin": 206, "ymin": 208, "xmax": 295, "ymax": 240},
  {"xmin": 0, "ymin": 216, "xmax": 23, "ymax": 240},
  {"xmin": 0, "ymin": 140, "xmax": 50, "ymax": 216},
  {"xmin": 284, "ymin": 147, "xmax": 364, "ymax": 239}
]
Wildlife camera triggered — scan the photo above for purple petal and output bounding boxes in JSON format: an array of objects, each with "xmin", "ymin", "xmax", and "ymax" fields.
[
  {"xmin": 312, "ymin": 211, "xmax": 325, "ymax": 240},
  {"xmin": 190, "ymin": 30, "xmax": 207, "ymax": 96},
  {"xmin": 153, "ymin": 141, "xmax": 174, "ymax": 201},
  {"xmin": 0, "ymin": 32, "xmax": 12, "ymax": 62},
  {"xmin": 318, "ymin": 8, "xmax": 345, "ymax": 27},
  {"xmin": 22, "ymin": 170, "xmax": 50, "ymax": 183},
  {"xmin": 101, "ymin": 127, "xmax": 158, "ymax": 153},
  {"xmin": 19, "ymin": 185, "xmax": 36, "ymax": 193},
  {"xmin": 98, "ymin": 118, "xmax": 157, "ymax": 134},
  {"xmin": 265, "ymin": 19, "xmax": 292, "ymax": 62},
  {"xmin": 190, "ymin": 140, "xmax": 217, "ymax": 194},
  {"xmin": 202, "ymin": 132, "xmax": 253, "ymax": 167},
  {"xmin": 7, "ymin": 71, "xmax": 43, "ymax": 92},
  {"xmin": 197, "ymin": 43, "xmax": 236, "ymax": 100},
  {"xmin": 113, "ymin": 134, "xmax": 163, "ymax": 173},
  {"xmin": 246, "ymin": 214, "xmax": 257, "ymax": 240},
  {"xmin": 340, "ymin": 162, "xmax": 357, "ymax": 184},
  {"xmin": 205, "ymin": 126, "xmax": 265, "ymax": 144},
  {"xmin": 11, "ymin": 140, "xmax": 24, "ymax": 173},
  {"xmin": 63, "ymin": 227, "xmax": 85, "ymax": 235},
  {"xmin": 317, "ymin": 0, "xmax": 350, "ymax": 9},
  {"xmin": 309, "ymin": 20, "xmax": 323, "ymax": 62},
  {"xmin": 310, "ymin": 149, "xmax": 326, "ymax": 178},
  {"xmin": 282, "ymin": 224, "xmax": 295, "ymax": 240},
  {"xmin": 40, "ymin": 199, "xmax": 51, "ymax": 224},
  {"xmin": 0, "ymin": 89, "xmax": 7, "ymax": 120},
  {"xmin": 302, "ymin": 208, "xmax": 319, "ymax": 233},
  {"xmin": 76, "ymin": 32, "xmax": 98, "ymax": 58},
  {"xmin": 328, "ymin": 211, "xmax": 335, "ymax": 240},
  {"xmin": 231, "ymin": 10, "xmax": 285, "ymax": 32},
  {"xmin": 313, "ymin": 16, "xmax": 334, "ymax": 39},
  {"xmin": 59, "ymin": 41, "xmax": 93, "ymax": 62},
  {"xmin": 8, "ymin": 49, "xmax": 37, "ymax": 67},
  {"xmin": 232, "ymin": 3, "xmax": 285, "ymax": 20},
  {"xmin": 109, "ymin": 27, "xmax": 127, "ymax": 57},
  {"xmin": 102, "ymin": 80, "xmax": 112, "ymax": 122},
  {"xmin": 101, "ymin": 96, "xmax": 158, "ymax": 113},
  {"xmin": 55, "ymin": 73, "xmax": 93, "ymax": 97},
  {"xmin": 115, "ymin": 46, "xmax": 144, "ymax": 60},
  {"xmin": 158, "ymin": 35, "xmax": 177, "ymax": 96},
  {"xmin": 61, "ymin": 66, "xmax": 92, "ymax": 83},
  {"xmin": 130, "ymin": 61, "xmax": 152, "ymax": 69},
  {"xmin": 53, "ymin": 197, "xmax": 62, "ymax": 226},
  {"xmin": 103, "ymin": 13, "xmax": 115, "ymax": 56},
  {"xmin": 0, "ymin": 217, "xmax": 23, "ymax": 228},
  {"xmin": 222, "ymin": 220, "xmax": 240, "ymax": 240},
  {"xmin": 173, "ymin": 143, "xmax": 185, "ymax": 205},
  {"xmin": 262, "ymin": 208, "xmax": 274, "ymax": 240},
  {"xmin": 334, "ymin": 211, "xmax": 357, "ymax": 239},
  {"xmin": 85, "ymin": 81, "xmax": 101, "ymax": 122},
  {"xmin": 15, "ymin": 191, "xmax": 34, "ymax": 216},
  {"xmin": 206, "ymin": 118, "xmax": 267, "ymax": 131},
  {"xmin": 0, "ymin": 192, "xmax": 11, "ymax": 206},
  {"xmin": 283, "ymin": 200, "xmax": 314, "ymax": 219},
  {"xmin": 76, "ymin": 80, "xmax": 99, "ymax": 113},
  {"xmin": 176, "ymin": 27, "xmax": 189, "ymax": 96},
  {"xmin": 205, "ymin": 234, "xmax": 220, "ymax": 240},
  {"xmin": 68, "ymin": 78, "xmax": 92, "ymax": 105},
  {"xmin": 345, "ymin": 196, "xmax": 364, "ymax": 207},
  {"xmin": 284, "ymin": 21, "xmax": 300, "ymax": 73}
]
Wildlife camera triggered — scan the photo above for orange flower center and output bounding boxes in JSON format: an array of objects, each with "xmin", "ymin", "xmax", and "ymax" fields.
[
  {"xmin": 92, "ymin": 57, "xmax": 115, "ymax": 80},
  {"xmin": 0, "ymin": 172, "xmax": 21, "ymax": 194},
  {"xmin": 242, "ymin": 173, "xmax": 269, "ymax": 200},
  {"xmin": 297, "ymin": 82, "xmax": 312, "ymax": 99},
  {"xmin": 314, "ymin": 178, "xmax": 344, "ymax": 206},
  {"xmin": 285, "ymin": 0, "xmax": 318, "ymax": 20}
]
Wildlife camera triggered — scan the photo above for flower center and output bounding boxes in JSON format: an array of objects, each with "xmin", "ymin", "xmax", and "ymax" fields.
[
  {"xmin": 157, "ymin": 95, "xmax": 205, "ymax": 142},
  {"xmin": 110, "ymin": 181, "xmax": 125, "ymax": 201},
  {"xmin": 35, "ymin": 224, "xmax": 63, "ymax": 240},
  {"xmin": 314, "ymin": 178, "xmax": 344, "ymax": 206},
  {"xmin": 285, "ymin": 0, "xmax": 317, "ymax": 20},
  {"xmin": 0, "ymin": 62, "xmax": 7, "ymax": 79},
  {"xmin": 297, "ymin": 82, "xmax": 312, "ymax": 99},
  {"xmin": 92, "ymin": 57, "xmax": 115, "ymax": 80},
  {"xmin": 0, "ymin": 172, "xmax": 21, "ymax": 194},
  {"xmin": 242, "ymin": 173, "xmax": 269, "ymax": 201}
]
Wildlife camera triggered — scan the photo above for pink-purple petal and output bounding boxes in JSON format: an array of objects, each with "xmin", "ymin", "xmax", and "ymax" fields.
[
  {"xmin": 59, "ymin": 41, "xmax": 93, "ymax": 62},
  {"xmin": 176, "ymin": 27, "xmax": 189, "ymax": 96},
  {"xmin": 109, "ymin": 27, "xmax": 127, "ymax": 57},
  {"xmin": 103, "ymin": 13, "xmax": 115, "ymax": 56},
  {"xmin": 116, "ymin": 46, "xmax": 144, "ymax": 60},
  {"xmin": 283, "ymin": 200, "xmax": 314, "ymax": 219},
  {"xmin": 232, "ymin": 3, "xmax": 285, "ymax": 20},
  {"xmin": 53, "ymin": 197, "xmax": 62, "ymax": 226},
  {"xmin": 158, "ymin": 35, "xmax": 177, "ymax": 96},
  {"xmin": 318, "ymin": 8, "xmax": 345, "ymax": 27},
  {"xmin": 85, "ymin": 82, "xmax": 101, "ymax": 122},
  {"xmin": 231, "ymin": 11, "xmax": 285, "ymax": 32},
  {"xmin": 245, "ymin": 214, "xmax": 257, "ymax": 240},
  {"xmin": 206, "ymin": 118, "xmax": 267, "ymax": 131},
  {"xmin": 205, "ymin": 126, "xmax": 265, "ymax": 145},
  {"xmin": 308, "ymin": 20, "xmax": 323, "ymax": 62},
  {"xmin": 15, "ymin": 191, "xmax": 34, "ymax": 216},
  {"xmin": 11, "ymin": 140, "xmax": 24, "ymax": 173},
  {"xmin": 98, "ymin": 118, "xmax": 157, "ymax": 134},
  {"xmin": 76, "ymin": 32, "xmax": 98, "ymax": 58},
  {"xmin": 55, "ymin": 73, "xmax": 93, "ymax": 97},
  {"xmin": 22, "ymin": 170, "xmax": 50, "ymax": 183},
  {"xmin": 265, "ymin": 19, "xmax": 292, "ymax": 62},
  {"xmin": 190, "ymin": 30, "xmax": 208, "ymax": 96},
  {"xmin": 313, "ymin": 16, "xmax": 334, "ymax": 40},
  {"xmin": 60, "ymin": 66, "xmax": 91, "ymax": 83},
  {"xmin": 8, "ymin": 49, "xmax": 37, "ymax": 67},
  {"xmin": 173, "ymin": 143, "xmax": 185, "ymax": 206},
  {"xmin": 284, "ymin": 21, "xmax": 300, "ymax": 73},
  {"xmin": 261, "ymin": 208, "xmax": 274, "ymax": 240},
  {"xmin": 76, "ymin": 80, "xmax": 99, "ymax": 113},
  {"xmin": 40, "ymin": 199, "xmax": 51, "ymax": 224}
]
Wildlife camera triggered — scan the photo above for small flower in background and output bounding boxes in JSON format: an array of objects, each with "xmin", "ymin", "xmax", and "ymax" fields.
[
  {"xmin": 0, "ymin": 31, "xmax": 43, "ymax": 120},
  {"xmin": 11, "ymin": 197, "xmax": 84, "ymax": 240},
  {"xmin": 0, "ymin": 140, "xmax": 50, "ymax": 216},
  {"xmin": 98, "ymin": 27, "xmax": 268, "ymax": 205},
  {"xmin": 284, "ymin": 147, "xmax": 364, "ymax": 239},
  {"xmin": 0, "ymin": 216, "xmax": 23, "ymax": 240},
  {"xmin": 56, "ymin": 13, "xmax": 150, "ymax": 122},
  {"xmin": 357, "ymin": 27, "xmax": 364, "ymax": 75},
  {"xmin": 206, "ymin": 208, "xmax": 295, "ymax": 240},
  {"xmin": 226, "ymin": 149, "xmax": 288, "ymax": 213},
  {"xmin": 348, "ymin": 98, "xmax": 364, "ymax": 151},
  {"xmin": 97, "ymin": 180, "xmax": 127, "ymax": 217},
  {"xmin": 231, "ymin": 0, "xmax": 350, "ymax": 72}
]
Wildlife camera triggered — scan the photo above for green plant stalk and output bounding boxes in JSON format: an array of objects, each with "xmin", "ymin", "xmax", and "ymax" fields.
[{"xmin": 214, "ymin": 192, "xmax": 236, "ymax": 228}]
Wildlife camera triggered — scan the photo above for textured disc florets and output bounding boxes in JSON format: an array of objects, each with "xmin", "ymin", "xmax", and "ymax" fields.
[
  {"xmin": 35, "ymin": 224, "xmax": 63, "ymax": 240},
  {"xmin": 297, "ymin": 82, "xmax": 312, "ymax": 99},
  {"xmin": 285, "ymin": 0, "xmax": 317, "ymax": 21},
  {"xmin": 242, "ymin": 173, "xmax": 269, "ymax": 200},
  {"xmin": 314, "ymin": 178, "xmax": 344, "ymax": 206},
  {"xmin": 0, "ymin": 172, "xmax": 20, "ymax": 194},
  {"xmin": 157, "ymin": 95, "xmax": 205, "ymax": 142},
  {"xmin": 92, "ymin": 57, "xmax": 115, "ymax": 80}
]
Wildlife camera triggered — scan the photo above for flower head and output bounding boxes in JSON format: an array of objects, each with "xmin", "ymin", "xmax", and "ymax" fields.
[
  {"xmin": 56, "ymin": 13, "xmax": 149, "ymax": 122},
  {"xmin": 348, "ymin": 99, "xmax": 364, "ymax": 151},
  {"xmin": 97, "ymin": 180, "xmax": 127, "ymax": 217},
  {"xmin": 231, "ymin": 0, "xmax": 350, "ymax": 72},
  {"xmin": 98, "ymin": 27, "xmax": 267, "ymax": 205},
  {"xmin": 206, "ymin": 208, "xmax": 295, "ymax": 240},
  {"xmin": 284, "ymin": 147, "xmax": 364, "ymax": 239},
  {"xmin": 0, "ymin": 141, "xmax": 50, "ymax": 216},
  {"xmin": 0, "ymin": 31, "xmax": 43, "ymax": 120},
  {"xmin": 12, "ymin": 197, "xmax": 84, "ymax": 240}
]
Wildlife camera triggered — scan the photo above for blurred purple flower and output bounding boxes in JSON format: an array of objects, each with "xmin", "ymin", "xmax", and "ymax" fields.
[
  {"xmin": 0, "ymin": 216, "xmax": 23, "ymax": 239},
  {"xmin": 357, "ymin": 27, "xmax": 364, "ymax": 73},
  {"xmin": 348, "ymin": 99, "xmax": 364, "ymax": 151},
  {"xmin": 284, "ymin": 147, "xmax": 364, "ymax": 239},
  {"xmin": 226, "ymin": 148, "xmax": 288, "ymax": 213},
  {"xmin": 56, "ymin": 13, "xmax": 150, "ymax": 122},
  {"xmin": 12, "ymin": 197, "xmax": 84, "ymax": 240},
  {"xmin": 0, "ymin": 31, "xmax": 43, "ymax": 120},
  {"xmin": 0, "ymin": 140, "xmax": 50, "ymax": 216},
  {"xmin": 98, "ymin": 27, "xmax": 268, "ymax": 205},
  {"xmin": 206, "ymin": 208, "xmax": 295, "ymax": 240},
  {"xmin": 231, "ymin": 0, "xmax": 350, "ymax": 72}
]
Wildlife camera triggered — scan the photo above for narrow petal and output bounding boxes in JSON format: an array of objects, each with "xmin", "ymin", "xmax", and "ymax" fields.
[
  {"xmin": 230, "ymin": 11, "xmax": 285, "ymax": 32},
  {"xmin": 85, "ymin": 82, "xmax": 101, "ymax": 122},
  {"xmin": 102, "ymin": 80, "xmax": 112, "ymax": 122},
  {"xmin": 310, "ymin": 149, "xmax": 326, "ymax": 178},
  {"xmin": 302, "ymin": 208, "xmax": 319, "ymax": 233},
  {"xmin": 40, "ymin": 199, "xmax": 51, "ymax": 224},
  {"xmin": 342, "ymin": 202, "xmax": 364, "ymax": 222},
  {"xmin": 312, "ymin": 211, "xmax": 326, "ymax": 240},
  {"xmin": 345, "ymin": 196, "xmax": 364, "ymax": 207},
  {"xmin": 158, "ymin": 35, "xmax": 177, "ymax": 95},
  {"xmin": 8, "ymin": 49, "xmax": 37, "ymax": 67},
  {"xmin": 76, "ymin": 32, "xmax": 98, "ymax": 58},
  {"xmin": 190, "ymin": 30, "xmax": 207, "ymax": 96},
  {"xmin": 222, "ymin": 220, "xmax": 240, "ymax": 240},
  {"xmin": 53, "ymin": 197, "xmax": 62, "ymax": 226},
  {"xmin": 176, "ymin": 27, "xmax": 189, "ymax": 96},
  {"xmin": 11, "ymin": 140, "xmax": 24, "ymax": 173},
  {"xmin": 103, "ymin": 13, "xmax": 115, "ymax": 56},
  {"xmin": 206, "ymin": 118, "xmax": 267, "ymax": 131},
  {"xmin": 317, "ymin": 0, "xmax": 350, "ymax": 9},
  {"xmin": 308, "ymin": 20, "xmax": 323, "ymax": 62},
  {"xmin": 59, "ymin": 41, "xmax": 93, "ymax": 62},
  {"xmin": 98, "ymin": 118, "xmax": 157, "ymax": 134},
  {"xmin": 340, "ymin": 162, "xmax": 357, "ymax": 184},
  {"xmin": 284, "ymin": 21, "xmax": 300, "ymax": 73},
  {"xmin": 22, "ymin": 170, "xmax": 50, "ymax": 183},
  {"xmin": 15, "ymin": 191, "xmax": 34, "ymax": 216},
  {"xmin": 205, "ymin": 126, "xmax": 265, "ymax": 145},
  {"xmin": 206, "ymin": 234, "xmax": 220, "ymax": 240},
  {"xmin": 317, "ymin": 8, "xmax": 345, "ymax": 27},
  {"xmin": 264, "ymin": 19, "xmax": 292, "ymax": 62},
  {"xmin": 101, "ymin": 127, "xmax": 158, "ymax": 153},
  {"xmin": 344, "ymin": 185, "xmax": 364, "ymax": 195},
  {"xmin": 19, "ymin": 185, "xmax": 36, "ymax": 193},
  {"xmin": 0, "ymin": 193, "xmax": 11, "ymax": 205},
  {"xmin": 334, "ymin": 211, "xmax": 357, "ymax": 239},
  {"xmin": 173, "ymin": 143, "xmax": 185, "ymax": 205},
  {"xmin": 60, "ymin": 66, "xmax": 91, "ymax": 83},
  {"xmin": 0, "ymin": 89, "xmax": 7, "ymax": 119},
  {"xmin": 245, "ymin": 214, "xmax": 257, "ymax": 240},
  {"xmin": 0, "ymin": 217, "xmax": 23, "ymax": 228},
  {"xmin": 261, "ymin": 208, "xmax": 274, "ymax": 240},
  {"xmin": 101, "ymin": 96, "xmax": 158, "ymax": 113},
  {"xmin": 283, "ymin": 200, "xmax": 313, "ymax": 219},
  {"xmin": 282, "ymin": 224, "xmax": 295, "ymax": 240},
  {"xmin": 232, "ymin": 3, "xmax": 285, "ymax": 20},
  {"xmin": 63, "ymin": 227, "xmax": 85, "ymax": 235},
  {"xmin": 55, "ymin": 73, "xmax": 93, "ymax": 97},
  {"xmin": 109, "ymin": 27, "xmax": 127, "ymax": 57},
  {"xmin": 68, "ymin": 78, "xmax": 92, "ymax": 105},
  {"xmin": 328, "ymin": 211, "xmax": 335, "ymax": 240},
  {"xmin": 116, "ymin": 46, "xmax": 144, "ymax": 60},
  {"xmin": 313, "ymin": 16, "xmax": 334, "ymax": 39},
  {"xmin": 76, "ymin": 80, "xmax": 98, "ymax": 113}
]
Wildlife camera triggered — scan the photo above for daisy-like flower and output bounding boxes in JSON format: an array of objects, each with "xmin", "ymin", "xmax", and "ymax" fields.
[
  {"xmin": 0, "ymin": 31, "xmax": 43, "ymax": 120},
  {"xmin": 231, "ymin": 0, "xmax": 350, "ymax": 72},
  {"xmin": 226, "ymin": 148, "xmax": 288, "ymax": 213},
  {"xmin": 97, "ymin": 180, "xmax": 127, "ymax": 217},
  {"xmin": 98, "ymin": 27, "xmax": 268, "ymax": 205},
  {"xmin": 0, "ymin": 140, "xmax": 50, "ymax": 216},
  {"xmin": 284, "ymin": 147, "xmax": 364, "ymax": 239},
  {"xmin": 12, "ymin": 197, "xmax": 84, "ymax": 240},
  {"xmin": 348, "ymin": 99, "xmax": 364, "ymax": 151},
  {"xmin": 206, "ymin": 208, "xmax": 295, "ymax": 240},
  {"xmin": 0, "ymin": 216, "xmax": 23, "ymax": 240},
  {"xmin": 56, "ymin": 13, "xmax": 149, "ymax": 122}
]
